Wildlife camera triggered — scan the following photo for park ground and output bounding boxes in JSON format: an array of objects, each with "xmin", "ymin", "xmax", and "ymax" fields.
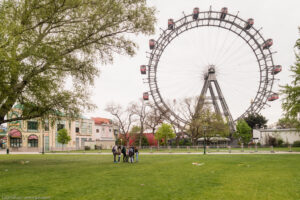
[{"xmin": 1, "ymin": 154, "xmax": 300, "ymax": 200}]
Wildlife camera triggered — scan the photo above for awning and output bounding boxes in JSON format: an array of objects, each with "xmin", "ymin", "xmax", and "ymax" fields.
[
  {"xmin": 9, "ymin": 129, "xmax": 22, "ymax": 138},
  {"xmin": 28, "ymin": 135, "xmax": 38, "ymax": 140}
]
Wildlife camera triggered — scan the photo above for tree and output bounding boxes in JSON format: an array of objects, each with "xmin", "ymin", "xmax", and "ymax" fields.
[
  {"xmin": 244, "ymin": 113, "xmax": 268, "ymax": 129},
  {"xmin": 131, "ymin": 99, "xmax": 149, "ymax": 148},
  {"xmin": 145, "ymin": 103, "xmax": 164, "ymax": 134},
  {"xmin": 105, "ymin": 103, "xmax": 135, "ymax": 145},
  {"xmin": 0, "ymin": 0, "xmax": 156, "ymax": 124},
  {"xmin": 277, "ymin": 116, "xmax": 299, "ymax": 129},
  {"xmin": 155, "ymin": 123, "xmax": 175, "ymax": 146},
  {"xmin": 176, "ymin": 96, "xmax": 229, "ymax": 145},
  {"xmin": 281, "ymin": 29, "xmax": 300, "ymax": 125},
  {"xmin": 234, "ymin": 119, "xmax": 252, "ymax": 144},
  {"xmin": 57, "ymin": 128, "xmax": 71, "ymax": 150}
]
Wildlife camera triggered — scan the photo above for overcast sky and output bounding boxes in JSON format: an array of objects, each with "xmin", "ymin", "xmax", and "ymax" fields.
[{"xmin": 85, "ymin": 0, "xmax": 300, "ymax": 126}]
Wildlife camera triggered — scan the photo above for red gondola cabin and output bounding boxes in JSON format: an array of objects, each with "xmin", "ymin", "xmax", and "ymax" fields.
[
  {"xmin": 140, "ymin": 65, "xmax": 146, "ymax": 75},
  {"xmin": 168, "ymin": 19, "xmax": 174, "ymax": 30},
  {"xmin": 271, "ymin": 65, "xmax": 282, "ymax": 75},
  {"xmin": 143, "ymin": 92, "xmax": 149, "ymax": 100},
  {"xmin": 220, "ymin": 7, "xmax": 228, "ymax": 20},
  {"xmin": 149, "ymin": 39, "xmax": 155, "ymax": 50},
  {"xmin": 244, "ymin": 18, "xmax": 254, "ymax": 30},
  {"xmin": 262, "ymin": 39, "xmax": 273, "ymax": 50},
  {"xmin": 267, "ymin": 93, "xmax": 279, "ymax": 101},
  {"xmin": 193, "ymin": 7, "xmax": 200, "ymax": 20}
]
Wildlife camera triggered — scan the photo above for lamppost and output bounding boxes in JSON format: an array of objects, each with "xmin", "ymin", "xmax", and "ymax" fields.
[{"xmin": 203, "ymin": 126, "xmax": 207, "ymax": 155}]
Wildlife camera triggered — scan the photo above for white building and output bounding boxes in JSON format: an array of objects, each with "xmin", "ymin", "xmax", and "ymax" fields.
[{"xmin": 253, "ymin": 129, "xmax": 300, "ymax": 145}]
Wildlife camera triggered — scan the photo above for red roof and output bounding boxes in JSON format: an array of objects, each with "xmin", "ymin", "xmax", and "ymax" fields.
[{"xmin": 91, "ymin": 117, "xmax": 111, "ymax": 125}]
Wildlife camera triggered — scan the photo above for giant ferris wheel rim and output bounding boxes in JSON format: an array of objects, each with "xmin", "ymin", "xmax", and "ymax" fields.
[{"xmin": 146, "ymin": 8, "xmax": 275, "ymax": 125}]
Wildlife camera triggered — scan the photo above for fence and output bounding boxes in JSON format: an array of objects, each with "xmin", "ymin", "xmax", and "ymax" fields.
[{"xmin": 1, "ymin": 144, "xmax": 297, "ymax": 153}]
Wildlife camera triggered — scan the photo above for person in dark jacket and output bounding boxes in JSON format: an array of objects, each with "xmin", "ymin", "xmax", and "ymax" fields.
[
  {"xmin": 121, "ymin": 146, "xmax": 127, "ymax": 162},
  {"xmin": 129, "ymin": 146, "xmax": 134, "ymax": 163},
  {"xmin": 134, "ymin": 146, "xmax": 139, "ymax": 162}
]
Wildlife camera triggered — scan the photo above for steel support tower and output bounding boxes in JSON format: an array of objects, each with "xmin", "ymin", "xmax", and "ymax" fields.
[{"xmin": 195, "ymin": 65, "xmax": 235, "ymax": 133}]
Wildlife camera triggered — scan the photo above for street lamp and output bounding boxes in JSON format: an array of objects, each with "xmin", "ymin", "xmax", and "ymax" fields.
[{"xmin": 203, "ymin": 126, "xmax": 207, "ymax": 155}]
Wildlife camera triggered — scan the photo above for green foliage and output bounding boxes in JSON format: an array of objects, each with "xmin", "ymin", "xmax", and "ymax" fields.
[
  {"xmin": 277, "ymin": 116, "xmax": 299, "ymax": 129},
  {"xmin": 57, "ymin": 128, "xmax": 71, "ymax": 146},
  {"xmin": 155, "ymin": 123, "xmax": 176, "ymax": 146},
  {"xmin": 130, "ymin": 126, "xmax": 141, "ymax": 136},
  {"xmin": 281, "ymin": 28, "xmax": 300, "ymax": 120},
  {"xmin": 134, "ymin": 135, "xmax": 149, "ymax": 146},
  {"xmin": 187, "ymin": 108, "xmax": 230, "ymax": 145},
  {"xmin": 293, "ymin": 140, "xmax": 300, "ymax": 147},
  {"xmin": 235, "ymin": 119, "xmax": 252, "ymax": 144},
  {"xmin": 0, "ymin": 0, "xmax": 156, "ymax": 124},
  {"xmin": 244, "ymin": 113, "xmax": 268, "ymax": 129}
]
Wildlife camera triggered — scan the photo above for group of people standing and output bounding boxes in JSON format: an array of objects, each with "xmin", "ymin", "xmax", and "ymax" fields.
[{"xmin": 112, "ymin": 145, "xmax": 139, "ymax": 163}]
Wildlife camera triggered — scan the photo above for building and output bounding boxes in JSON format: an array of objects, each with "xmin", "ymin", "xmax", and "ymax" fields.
[
  {"xmin": 0, "ymin": 126, "xmax": 7, "ymax": 149},
  {"xmin": 5, "ymin": 105, "xmax": 78, "ymax": 152},
  {"xmin": 253, "ymin": 128, "xmax": 300, "ymax": 145},
  {"xmin": 4, "ymin": 105, "xmax": 118, "ymax": 151},
  {"xmin": 83, "ymin": 117, "xmax": 118, "ymax": 149}
]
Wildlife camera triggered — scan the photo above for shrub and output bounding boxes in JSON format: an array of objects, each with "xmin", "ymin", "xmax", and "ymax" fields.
[
  {"xmin": 267, "ymin": 136, "xmax": 277, "ymax": 146},
  {"xmin": 292, "ymin": 140, "xmax": 300, "ymax": 147},
  {"xmin": 84, "ymin": 146, "xmax": 91, "ymax": 150},
  {"xmin": 277, "ymin": 138, "xmax": 284, "ymax": 147}
]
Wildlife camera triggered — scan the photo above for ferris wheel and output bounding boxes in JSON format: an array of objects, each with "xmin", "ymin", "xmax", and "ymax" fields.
[{"xmin": 140, "ymin": 6, "xmax": 281, "ymax": 130}]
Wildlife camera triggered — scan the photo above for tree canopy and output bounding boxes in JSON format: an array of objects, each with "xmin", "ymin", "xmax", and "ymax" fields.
[
  {"xmin": 244, "ymin": 113, "xmax": 268, "ymax": 129},
  {"xmin": 155, "ymin": 123, "xmax": 175, "ymax": 146},
  {"xmin": 234, "ymin": 119, "xmax": 252, "ymax": 144},
  {"xmin": 0, "ymin": 0, "xmax": 156, "ymax": 124},
  {"xmin": 281, "ymin": 28, "xmax": 300, "ymax": 126},
  {"xmin": 57, "ymin": 128, "xmax": 71, "ymax": 147}
]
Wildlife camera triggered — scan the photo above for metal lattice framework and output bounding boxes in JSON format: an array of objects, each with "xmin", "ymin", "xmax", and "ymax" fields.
[{"xmin": 143, "ymin": 7, "xmax": 277, "ymax": 126}]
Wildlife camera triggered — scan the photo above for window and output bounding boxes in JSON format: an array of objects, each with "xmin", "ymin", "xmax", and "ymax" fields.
[
  {"xmin": 28, "ymin": 139, "xmax": 38, "ymax": 147},
  {"xmin": 96, "ymin": 129, "xmax": 99, "ymax": 133},
  {"xmin": 76, "ymin": 127, "xmax": 80, "ymax": 133},
  {"xmin": 27, "ymin": 121, "xmax": 38, "ymax": 131},
  {"xmin": 81, "ymin": 122, "xmax": 87, "ymax": 134},
  {"xmin": 10, "ymin": 138, "xmax": 22, "ymax": 147},
  {"xmin": 57, "ymin": 124, "xmax": 65, "ymax": 131},
  {"xmin": 44, "ymin": 120, "xmax": 49, "ymax": 131}
]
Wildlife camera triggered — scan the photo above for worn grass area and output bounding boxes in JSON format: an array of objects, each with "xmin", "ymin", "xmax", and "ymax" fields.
[{"xmin": 1, "ymin": 154, "xmax": 300, "ymax": 200}]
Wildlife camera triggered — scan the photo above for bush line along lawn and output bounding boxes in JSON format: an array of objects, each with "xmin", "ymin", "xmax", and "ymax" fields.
[{"xmin": 1, "ymin": 154, "xmax": 300, "ymax": 200}]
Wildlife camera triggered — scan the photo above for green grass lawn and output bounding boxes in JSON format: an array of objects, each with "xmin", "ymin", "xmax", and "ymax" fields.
[{"xmin": 1, "ymin": 154, "xmax": 300, "ymax": 200}]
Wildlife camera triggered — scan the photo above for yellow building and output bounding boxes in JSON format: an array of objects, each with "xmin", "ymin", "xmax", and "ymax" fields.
[{"xmin": 6, "ymin": 105, "xmax": 77, "ymax": 152}]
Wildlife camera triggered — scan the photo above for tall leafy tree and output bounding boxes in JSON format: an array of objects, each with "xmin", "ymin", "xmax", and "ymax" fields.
[
  {"xmin": 281, "ymin": 29, "xmax": 300, "ymax": 128},
  {"xmin": 244, "ymin": 113, "xmax": 268, "ymax": 129},
  {"xmin": 0, "ymin": 0, "xmax": 156, "ymax": 124},
  {"xmin": 277, "ymin": 116, "xmax": 299, "ymax": 129},
  {"xmin": 234, "ymin": 119, "xmax": 252, "ymax": 144},
  {"xmin": 155, "ymin": 123, "xmax": 175, "ymax": 146},
  {"xmin": 57, "ymin": 128, "xmax": 71, "ymax": 150}
]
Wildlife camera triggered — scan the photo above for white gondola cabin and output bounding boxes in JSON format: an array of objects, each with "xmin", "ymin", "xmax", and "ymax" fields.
[
  {"xmin": 143, "ymin": 92, "xmax": 149, "ymax": 100},
  {"xmin": 267, "ymin": 93, "xmax": 279, "ymax": 101},
  {"xmin": 168, "ymin": 19, "xmax": 174, "ymax": 30},
  {"xmin": 271, "ymin": 65, "xmax": 282, "ymax": 75},
  {"xmin": 140, "ymin": 65, "xmax": 146, "ymax": 75},
  {"xmin": 193, "ymin": 7, "xmax": 200, "ymax": 20},
  {"xmin": 262, "ymin": 39, "xmax": 273, "ymax": 50},
  {"xmin": 149, "ymin": 39, "xmax": 155, "ymax": 50},
  {"xmin": 220, "ymin": 7, "xmax": 228, "ymax": 20},
  {"xmin": 244, "ymin": 18, "xmax": 254, "ymax": 30}
]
